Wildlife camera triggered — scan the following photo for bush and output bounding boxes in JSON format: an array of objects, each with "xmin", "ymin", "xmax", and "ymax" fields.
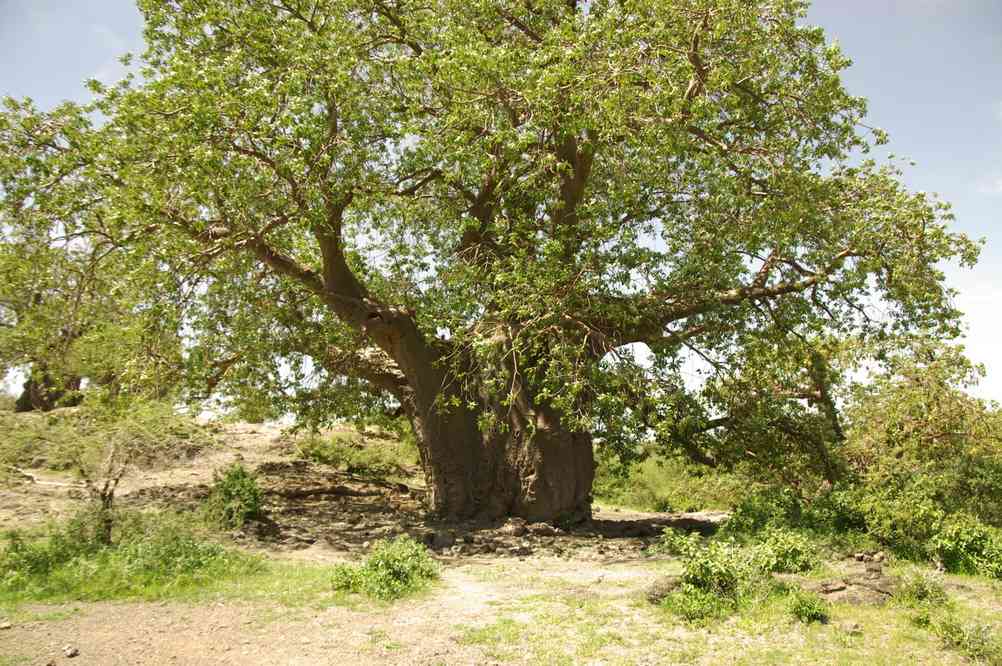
[
  {"xmin": 933, "ymin": 616, "xmax": 1002, "ymax": 664},
  {"xmin": 896, "ymin": 569, "xmax": 949, "ymax": 608},
  {"xmin": 930, "ymin": 517, "xmax": 1002, "ymax": 578},
  {"xmin": 680, "ymin": 540, "xmax": 750, "ymax": 597},
  {"xmin": 205, "ymin": 464, "xmax": 263, "ymax": 528},
  {"xmin": 754, "ymin": 529, "xmax": 818, "ymax": 574},
  {"xmin": 660, "ymin": 585, "xmax": 735, "ymax": 624},
  {"xmin": 593, "ymin": 452, "xmax": 749, "ymax": 513},
  {"xmin": 331, "ymin": 535, "xmax": 438, "ymax": 600},
  {"xmin": 0, "ymin": 509, "xmax": 260, "ymax": 602},
  {"xmin": 719, "ymin": 487, "xmax": 804, "ymax": 537},
  {"xmin": 789, "ymin": 589, "xmax": 830, "ymax": 624}
]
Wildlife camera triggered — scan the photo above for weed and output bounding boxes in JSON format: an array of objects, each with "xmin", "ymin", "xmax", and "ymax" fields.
[
  {"xmin": 0, "ymin": 510, "xmax": 261, "ymax": 603},
  {"xmin": 789, "ymin": 589, "xmax": 830, "ymax": 624},
  {"xmin": 896, "ymin": 569, "xmax": 949, "ymax": 608},
  {"xmin": 933, "ymin": 615, "xmax": 1002, "ymax": 664},
  {"xmin": 331, "ymin": 535, "xmax": 438, "ymax": 600},
  {"xmin": 204, "ymin": 464, "xmax": 263, "ymax": 528},
  {"xmin": 660, "ymin": 585, "xmax": 736, "ymax": 624}
]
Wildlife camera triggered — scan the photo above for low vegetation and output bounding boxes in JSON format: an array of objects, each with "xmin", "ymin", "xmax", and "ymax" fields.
[
  {"xmin": 203, "ymin": 463, "xmax": 263, "ymax": 529},
  {"xmin": 293, "ymin": 430, "xmax": 419, "ymax": 481},
  {"xmin": 0, "ymin": 399, "xmax": 214, "ymax": 478},
  {"xmin": 0, "ymin": 509, "xmax": 261, "ymax": 604},
  {"xmin": 331, "ymin": 535, "xmax": 439, "ymax": 601}
]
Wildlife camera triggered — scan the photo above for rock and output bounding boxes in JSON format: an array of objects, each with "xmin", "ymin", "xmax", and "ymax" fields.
[
  {"xmin": 838, "ymin": 622, "xmax": 863, "ymax": 636},
  {"xmin": 424, "ymin": 530, "xmax": 455, "ymax": 551},
  {"xmin": 499, "ymin": 518, "xmax": 527, "ymax": 537},
  {"xmin": 527, "ymin": 522, "xmax": 557, "ymax": 537},
  {"xmin": 63, "ymin": 645, "xmax": 80, "ymax": 658},
  {"xmin": 819, "ymin": 581, "xmax": 848, "ymax": 594},
  {"xmin": 512, "ymin": 544, "xmax": 533, "ymax": 557},
  {"xmin": 646, "ymin": 575, "xmax": 682, "ymax": 604},
  {"xmin": 0, "ymin": 620, "xmax": 11, "ymax": 630}
]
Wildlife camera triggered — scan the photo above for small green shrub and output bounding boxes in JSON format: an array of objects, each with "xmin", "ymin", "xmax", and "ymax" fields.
[
  {"xmin": 205, "ymin": 464, "xmax": 263, "ymax": 528},
  {"xmin": 331, "ymin": 535, "xmax": 438, "ymax": 600},
  {"xmin": 897, "ymin": 569, "xmax": 949, "ymax": 608},
  {"xmin": 649, "ymin": 528, "xmax": 701, "ymax": 557},
  {"xmin": 660, "ymin": 585, "xmax": 735, "ymax": 624},
  {"xmin": 933, "ymin": 615, "xmax": 1002, "ymax": 664},
  {"xmin": 789, "ymin": 589, "xmax": 830, "ymax": 624},
  {"xmin": 930, "ymin": 517, "xmax": 1002, "ymax": 578},
  {"xmin": 680, "ymin": 540, "xmax": 749, "ymax": 597},
  {"xmin": 754, "ymin": 529, "xmax": 818, "ymax": 573}
]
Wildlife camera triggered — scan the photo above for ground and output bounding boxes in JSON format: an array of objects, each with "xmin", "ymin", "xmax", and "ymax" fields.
[{"xmin": 1, "ymin": 423, "xmax": 1000, "ymax": 665}]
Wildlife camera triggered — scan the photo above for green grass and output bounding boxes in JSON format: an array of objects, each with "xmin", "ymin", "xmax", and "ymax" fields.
[
  {"xmin": 292, "ymin": 429, "xmax": 420, "ymax": 482},
  {"xmin": 0, "ymin": 510, "xmax": 263, "ymax": 605},
  {"xmin": 593, "ymin": 453, "xmax": 750, "ymax": 513}
]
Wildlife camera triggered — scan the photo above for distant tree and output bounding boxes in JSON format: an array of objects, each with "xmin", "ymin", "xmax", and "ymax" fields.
[{"xmin": 0, "ymin": 0, "xmax": 978, "ymax": 521}]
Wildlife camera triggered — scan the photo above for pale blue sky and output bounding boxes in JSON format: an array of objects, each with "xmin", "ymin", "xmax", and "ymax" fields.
[{"xmin": 1, "ymin": 1, "xmax": 1000, "ymax": 400}]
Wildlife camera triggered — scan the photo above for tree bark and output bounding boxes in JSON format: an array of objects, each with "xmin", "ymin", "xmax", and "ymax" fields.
[
  {"xmin": 14, "ymin": 367, "xmax": 82, "ymax": 412},
  {"xmin": 406, "ymin": 384, "xmax": 595, "ymax": 523}
]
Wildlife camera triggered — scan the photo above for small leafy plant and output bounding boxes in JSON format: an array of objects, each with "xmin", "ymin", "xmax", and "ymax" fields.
[
  {"xmin": 205, "ymin": 464, "xmax": 263, "ymax": 528},
  {"xmin": 331, "ymin": 535, "xmax": 438, "ymax": 600},
  {"xmin": 789, "ymin": 589, "xmax": 830, "ymax": 624}
]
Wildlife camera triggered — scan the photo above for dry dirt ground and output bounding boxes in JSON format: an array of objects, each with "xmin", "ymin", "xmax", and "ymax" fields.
[{"xmin": 1, "ymin": 424, "xmax": 998, "ymax": 665}]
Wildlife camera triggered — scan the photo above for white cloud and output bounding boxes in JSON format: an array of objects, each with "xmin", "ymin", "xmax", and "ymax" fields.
[{"xmin": 975, "ymin": 175, "xmax": 1002, "ymax": 195}]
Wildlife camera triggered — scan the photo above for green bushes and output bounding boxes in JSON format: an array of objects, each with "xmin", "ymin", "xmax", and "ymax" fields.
[
  {"xmin": 204, "ymin": 464, "xmax": 263, "ymax": 529},
  {"xmin": 930, "ymin": 518, "xmax": 1002, "ymax": 578},
  {"xmin": 331, "ymin": 536, "xmax": 438, "ymax": 600},
  {"xmin": 592, "ymin": 452, "xmax": 749, "ymax": 513},
  {"xmin": 0, "ymin": 510, "xmax": 260, "ymax": 602},
  {"xmin": 754, "ymin": 529, "xmax": 818, "ymax": 574},
  {"xmin": 788, "ymin": 590, "xmax": 830, "ymax": 624}
]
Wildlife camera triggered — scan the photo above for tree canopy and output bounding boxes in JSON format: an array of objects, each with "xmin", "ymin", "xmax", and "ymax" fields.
[{"xmin": 0, "ymin": 0, "xmax": 978, "ymax": 520}]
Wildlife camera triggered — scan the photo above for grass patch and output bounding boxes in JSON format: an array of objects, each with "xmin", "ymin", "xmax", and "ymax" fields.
[
  {"xmin": 593, "ymin": 452, "xmax": 749, "ymax": 513},
  {"xmin": 292, "ymin": 430, "xmax": 419, "ymax": 481},
  {"xmin": 0, "ymin": 400, "xmax": 214, "ymax": 478},
  {"xmin": 331, "ymin": 535, "xmax": 438, "ymax": 600},
  {"xmin": 0, "ymin": 509, "xmax": 261, "ymax": 605}
]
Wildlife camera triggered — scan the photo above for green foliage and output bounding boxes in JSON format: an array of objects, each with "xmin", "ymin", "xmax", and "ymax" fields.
[
  {"xmin": 754, "ymin": 529, "xmax": 818, "ymax": 574},
  {"xmin": 844, "ymin": 343, "xmax": 1002, "ymax": 558},
  {"xmin": 294, "ymin": 430, "xmax": 418, "ymax": 480},
  {"xmin": 896, "ymin": 569, "xmax": 949, "ymax": 608},
  {"xmin": 204, "ymin": 464, "xmax": 263, "ymax": 529},
  {"xmin": 0, "ymin": 400, "xmax": 214, "ymax": 477},
  {"xmin": 930, "ymin": 517, "xmax": 1002, "ymax": 578},
  {"xmin": 788, "ymin": 590, "xmax": 830, "ymax": 624},
  {"xmin": 933, "ymin": 616, "xmax": 1002, "ymax": 665},
  {"xmin": 331, "ymin": 536, "xmax": 438, "ymax": 601},
  {"xmin": 719, "ymin": 487, "xmax": 805, "ymax": 536},
  {"xmin": 0, "ymin": 509, "xmax": 261, "ymax": 602},
  {"xmin": 593, "ymin": 451, "xmax": 749, "ymax": 513}
]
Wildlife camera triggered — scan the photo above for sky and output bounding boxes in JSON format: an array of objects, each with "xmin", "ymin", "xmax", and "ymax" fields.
[{"xmin": 0, "ymin": 0, "xmax": 1000, "ymax": 400}]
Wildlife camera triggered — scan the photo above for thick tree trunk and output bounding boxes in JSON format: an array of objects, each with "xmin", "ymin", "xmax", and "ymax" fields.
[
  {"xmin": 408, "ymin": 394, "xmax": 595, "ymax": 523},
  {"xmin": 14, "ymin": 369, "xmax": 82, "ymax": 413}
]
